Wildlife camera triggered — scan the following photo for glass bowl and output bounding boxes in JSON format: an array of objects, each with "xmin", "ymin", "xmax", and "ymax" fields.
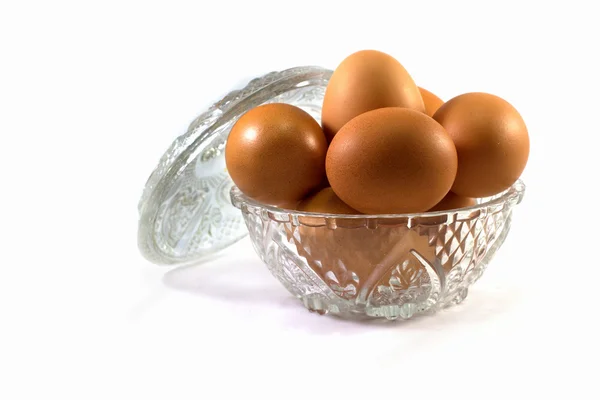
[{"xmin": 231, "ymin": 181, "xmax": 525, "ymax": 320}]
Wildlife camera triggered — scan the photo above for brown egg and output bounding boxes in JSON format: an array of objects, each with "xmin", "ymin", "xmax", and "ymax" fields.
[
  {"xmin": 322, "ymin": 50, "xmax": 425, "ymax": 142},
  {"xmin": 419, "ymin": 87, "xmax": 444, "ymax": 117},
  {"xmin": 433, "ymin": 92, "xmax": 529, "ymax": 197},
  {"xmin": 297, "ymin": 187, "xmax": 361, "ymax": 228},
  {"xmin": 297, "ymin": 187, "xmax": 359, "ymax": 215},
  {"xmin": 326, "ymin": 108, "xmax": 458, "ymax": 214},
  {"xmin": 225, "ymin": 103, "xmax": 327, "ymax": 206},
  {"xmin": 429, "ymin": 191, "xmax": 476, "ymax": 212}
]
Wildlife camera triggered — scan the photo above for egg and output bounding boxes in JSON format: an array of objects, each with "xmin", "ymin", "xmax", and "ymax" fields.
[
  {"xmin": 326, "ymin": 107, "xmax": 458, "ymax": 214},
  {"xmin": 419, "ymin": 87, "xmax": 444, "ymax": 117},
  {"xmin": 297, "ymin": 187, "xmax": 360, "ymax": 227},
  {"xmin": 322, "ymin": 50, "xmax": 425, "ymax": 142},
  {"xmin": 297, "ymin": 187, "xmax": 359, "ymax": 215},
  {"xmin": 225, "ymin": 103, "xmax": 328, "ymax": 206},
  {"xmin": 429, "ymin": 191, "xmax": 476, "ymax": 212},
  {"xmin": 433, "ymin": 92, "xmax": 529, "ymax": 197}
]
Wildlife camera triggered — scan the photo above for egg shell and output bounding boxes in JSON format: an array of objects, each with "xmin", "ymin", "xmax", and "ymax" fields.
[
  {"xmin": 419, "ymin": 87, "xmax": 444, "ymax": 117},
  {"xmin": 326, "ymin": 107, "xmax": 458, "ymax": 214},
  {"xmin": 297, "ymin": 187, "xmax": 362, "ymax": 228},
  {"xmin": 322, "ymin": 50, "xmax": 425, "ymax": 142},
  {"xmin": 225, "ymin": 103, "xmax": 328, "ymax": 206},
  {"xmin": 433, "ymin": 92, "xmax": 529, "ymax": 197},
  {"xmin": 297, "ymin": 187, "xmax": 359, "ymax": 215},
  {"xmin": 429, "ymin": 191, "xmax": 476, "ymax": 212}
]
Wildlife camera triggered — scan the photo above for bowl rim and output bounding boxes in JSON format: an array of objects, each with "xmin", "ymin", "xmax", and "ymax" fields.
[{"xmin": 231, "ymin": 179, "xmax": 525, "ymax": 221}]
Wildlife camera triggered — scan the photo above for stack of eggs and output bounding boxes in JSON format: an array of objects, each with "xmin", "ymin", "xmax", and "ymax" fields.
[{"xmin": 225, "ymin": 50, "xmax": 530, "ymax": 215}]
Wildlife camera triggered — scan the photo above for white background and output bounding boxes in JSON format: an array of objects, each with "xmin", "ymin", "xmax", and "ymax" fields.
[{"xmin": 1, "ymin": 1, "xmax": 599, "ymax": 399}]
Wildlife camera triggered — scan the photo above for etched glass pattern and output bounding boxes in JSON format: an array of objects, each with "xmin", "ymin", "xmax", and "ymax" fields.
[{"xmin": 232, "ymin": 181, "xmax": 524, "ymax": 320}]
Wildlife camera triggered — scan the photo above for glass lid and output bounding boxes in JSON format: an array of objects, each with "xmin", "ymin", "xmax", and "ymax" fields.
[{"xmin": 137, "ymin": 66, "xmax": 332, "ymax": 265}]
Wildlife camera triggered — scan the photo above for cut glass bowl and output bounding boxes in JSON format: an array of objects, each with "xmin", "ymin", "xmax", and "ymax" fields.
[{"xmin": 232, "ymin": 181, "xmax": 524, "ymax": 320}]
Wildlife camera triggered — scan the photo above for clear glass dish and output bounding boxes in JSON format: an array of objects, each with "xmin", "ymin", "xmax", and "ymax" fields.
[{"xmin": 231, "ymin": 181, "xmax": 525, "ymax": 320}]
